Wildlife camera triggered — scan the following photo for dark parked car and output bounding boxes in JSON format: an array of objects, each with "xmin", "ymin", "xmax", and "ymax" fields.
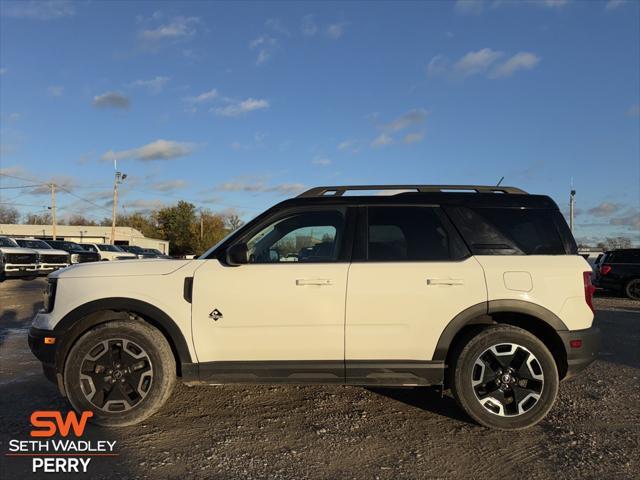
[
  {"xmin": 43, "ymin": 240, "xmax": 101, "ymax": 264},
  {"xmin": 593, "ymin": 249, "xmax": 640, "ymax": 300},
  {"xmin": 118, "ymin": 245, "xmax": 158, "ymax": 259},
  {"xmin": 141, "ymin": 248, "xmax": 172, "ymax": 259}
]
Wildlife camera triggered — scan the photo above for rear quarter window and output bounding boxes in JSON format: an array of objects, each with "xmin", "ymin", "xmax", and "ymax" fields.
[{"xmin": 446, "ymin": 207, "xmax": 574, "ymax": 255}]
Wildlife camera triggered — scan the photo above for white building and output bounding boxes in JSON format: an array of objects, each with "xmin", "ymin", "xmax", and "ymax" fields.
[{"xmin": 0, "ymin": 224, "xmax": 169, "ymax": 254}]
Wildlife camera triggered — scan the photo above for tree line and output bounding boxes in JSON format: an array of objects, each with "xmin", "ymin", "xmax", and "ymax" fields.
[{"xmin": 0, "ymin": 202, "xmax": 243, "ymax": 256}]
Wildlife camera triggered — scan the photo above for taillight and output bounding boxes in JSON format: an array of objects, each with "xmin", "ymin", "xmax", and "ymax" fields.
[
  {"xmin": 599, "ymin": 265, "xmax": 612, "ymax": 275},
  {"xmin": 583, "ymin": 271, "xmax": 596, "ymax": 313}
]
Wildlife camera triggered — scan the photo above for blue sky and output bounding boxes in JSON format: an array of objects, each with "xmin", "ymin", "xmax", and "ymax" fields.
[{"xmin": 0, "ymin": 0, "xmax": 638, "ymax": 244}]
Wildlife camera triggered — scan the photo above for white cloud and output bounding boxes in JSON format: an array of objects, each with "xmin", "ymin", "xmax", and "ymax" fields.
[
  {"xmin": 627, "ymin": 104, "xmax": 640, "ymax": 117},
  {"xmin": 102, "ymin": 140, "xmax": 194, "ymax": 162},
  {"xmin": 489, "ymin": 52, "xmax": 540, "ymax": 78},
  {"xmin": 265, "ymin": 18, "xmax": 290, "ymax": 36},
  {"xmin": 372, "ymin": 133, "xmax": 393, "ymax": 148},
  {"xmin": 218, "ymin": 180, "xmax": 306, "ymax": 195},
  {"xmin": 93, "ymin": 91, "xmax": 130, "ymax": 109},
  {"xmin": 185, "ymin": 88, "xmax": 218, "ymax": 104},
  {"xmin": 139, "ymin": 16, "xmax": 199, "ymax": 42},
  {"xmin": 605, "ymin": 0, "xmax": 628, "ymax": 10},
  {"xmin": 214, "ymin": 98, "xmax": 269, "ymax": 117},
  {"xmin": 455, "ymin": 0, "xmax": 484, "ymax": 14},
  {"xmin": 129, "ymin": 76, "xmax": 170, "ymax": 94},
  {"xmin": 122, "ymin": 199, "xmax": 166, "ymax": 213},
  {"xmin": 403, "ymin": 131, "xmax": 426, "ymax": 144},
  {"xmin": 230, "ymin": 132, "xmax": 267, "ymax": 150},
  {"xmin": 301, "ymin": 15, "xmax": 318, "ymax": 36},
  {"xmin": 610, "ymin": 208, "xmax": 640, "ymax": 230},
  {"xmin": 427, "ymin": 55, "xmax": 448, "ymax": 77},
  {"xmin": 28, "ymin": 175, "xmax": 76, "ymax": 195},
  {"xmin": 249, "ymin": 35, "xmax": 278, "ymax": 65},
  {"xmin": 0, "ymin": 68, "xmax": 7, "ymax": 76},
  {"xmin": 47, "ymin": 85, "xmax": 64, "ymax": 97},
  {"xmin": 541, "ymin": 0, "xmax": 568, "ymax": 7},
  {"xmin": 454, "ymin": 48, "xmax": 503, "ymax": 77},
  {"xmin": 327, "ymin": 22, "xmax": 347, "ymax": 39},
  {"xmin": 150, "ymin": 179, "xmax": 187, "ymax": 192},
  {"xmin": 312, "ymin": 156, "xmax": 332, "ymax": 166},
  {"xmin": 380, "ymin": 109, "xmax": 428, "ymax": 133},
  {"xmin": 588, "ymin": 202, "xmax": 622, "ymax": 217},
  {"xmin": 430, "ymin": 49, "xmax": 539, "ymax": 80},
  {"xmin": 337, "ymin": 139, "xmax": 359, "ymax": 152},
  {"xmin": 2, "ymin": 0, "xmax": 75, "ymax": 20}
]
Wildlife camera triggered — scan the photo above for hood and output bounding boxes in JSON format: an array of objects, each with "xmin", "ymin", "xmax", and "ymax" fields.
[
  {"xmin": 0, "ymin": 247, "xmax": 37, "ymax": 255},
  {"xmin": 51, "ymin": 259, "xmax": 194, "ymax": 279},
  {"xmin": 33, "ymin": 248, "xmax": 69, "ymax": 256}
]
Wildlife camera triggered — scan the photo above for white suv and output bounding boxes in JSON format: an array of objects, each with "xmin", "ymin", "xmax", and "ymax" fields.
[{"xmin": 29, "ymin": 185, "xmax": 599, "ymax": 430}]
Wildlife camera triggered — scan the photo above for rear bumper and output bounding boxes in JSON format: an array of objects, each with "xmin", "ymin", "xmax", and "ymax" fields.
[{"xmin": 558, "ymin": 326, "xmax": 600, "ymax": 379}]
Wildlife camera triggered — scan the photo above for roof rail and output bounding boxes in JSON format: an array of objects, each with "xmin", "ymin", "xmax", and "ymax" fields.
[{"xmin": 297, "ymin": 185, "xmax": 528, "ymax": 197}]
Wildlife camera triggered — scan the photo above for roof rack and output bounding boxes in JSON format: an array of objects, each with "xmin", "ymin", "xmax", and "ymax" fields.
[{"xmin": 297, "ymin": 185, "xmax": 528, "ymax": 197}]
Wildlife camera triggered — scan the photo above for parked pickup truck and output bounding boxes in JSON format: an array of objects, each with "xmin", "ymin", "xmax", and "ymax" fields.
[
  {"xmin": 0, "ymin": 236, "xmax": 38, "ymax": 281},
  {"xmin": 80, "ymin": 243, "xmax": 137, "ymax": 261},
  {"xmin": 14, "ymin": 238, "xmax": 70, "ymax": 274}
]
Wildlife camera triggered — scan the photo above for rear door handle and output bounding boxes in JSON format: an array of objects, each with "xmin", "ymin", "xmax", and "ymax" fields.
[
  {"xmin": 296, "ymin": 278, "xmax": 332, "ymax": 286},
  {"xmin": 426, "ymin": 278, "xmax": 464, "ymax": 286}
]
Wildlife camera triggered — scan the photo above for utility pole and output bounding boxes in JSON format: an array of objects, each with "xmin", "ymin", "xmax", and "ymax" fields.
[
  {"xmin": 110, "ymin": 168, "xmax": 127, "ymax": 245},
  {"xmin": 569, "ymin": 188, "xmax": 576, "ymax": 233},
  {"xmin": 50, "ymin": 182, "xmax": 57, "ymax": 240}
]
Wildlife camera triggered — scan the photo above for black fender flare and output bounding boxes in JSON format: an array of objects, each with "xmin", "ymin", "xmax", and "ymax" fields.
[
  {"xmin": 52, "ymin": 297, "xmax": 193, "ymax": 372},
  {"xmin": 432, "ymin": 300, "xmax": 568, "ymax": 362}
]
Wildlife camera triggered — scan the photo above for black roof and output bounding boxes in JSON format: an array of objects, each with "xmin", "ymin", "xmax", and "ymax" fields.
[{"xmin": 274, "ymin": 185, "xmax": 559, "ymax": 210}]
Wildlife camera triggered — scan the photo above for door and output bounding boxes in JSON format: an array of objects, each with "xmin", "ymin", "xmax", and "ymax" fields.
[
  {"xmin": 345, "ymin": 206, "xmax": 486, "ymax": 385},
  {"xmin": 192, "ymin": 208, "xmax": 352, "ymax": 382}
]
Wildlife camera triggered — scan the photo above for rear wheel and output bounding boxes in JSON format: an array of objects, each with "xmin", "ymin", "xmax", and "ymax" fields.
[
  {"xmin": 451, "ymin": 324, "xmax": 559, "ymax": 430},
  {"xmin": 63, "ymin": 320, "xmax": 176, "ymax": 427},
  {"xmin": 625, "ymin": 279, "xmax": 640, "ymax": 300}
]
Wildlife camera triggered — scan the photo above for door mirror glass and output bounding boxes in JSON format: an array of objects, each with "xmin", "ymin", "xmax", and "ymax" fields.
[{"xmin": 226, "ymin": 243, "xmax": 248, "ymax": 265}]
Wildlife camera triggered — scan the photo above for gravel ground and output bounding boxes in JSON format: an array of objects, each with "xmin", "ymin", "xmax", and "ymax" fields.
[{"xmin": 1, "ymin": 278, "xmax": 639, "ymax": 479}]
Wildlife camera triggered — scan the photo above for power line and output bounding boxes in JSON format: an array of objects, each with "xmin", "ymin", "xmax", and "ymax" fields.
[{"xmin": 0, "ymin": 184, "xmax": 43, "ymax": 189}]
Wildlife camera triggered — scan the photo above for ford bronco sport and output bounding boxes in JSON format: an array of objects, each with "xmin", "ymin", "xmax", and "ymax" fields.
[{"xmin": 29, "ymin": 185, "xmax": 599, "ymax": 430}]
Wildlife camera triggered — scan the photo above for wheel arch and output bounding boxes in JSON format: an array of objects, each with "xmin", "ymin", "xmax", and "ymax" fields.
[
  {"xmin": 53, "ymin": 297, "xmax": 192, "ymax": 378},
  {"xmin": 435, "ymin": 300, "xmax": 569, "ymax": 380}
]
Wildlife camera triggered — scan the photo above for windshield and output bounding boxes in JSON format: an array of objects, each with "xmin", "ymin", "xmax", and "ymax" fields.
[
  {"xmin": 48, "ymin": 241, "xmax": 81, "ymax": 250},
  {"xmin": 97, "ymin": 244, "xmax": 123, "ymax": 252},
  {"xmin": 16, "ymin": 239, "xmax": 51, "ymax": 249},
  {"xmin": 123, "ymin": 245, "xmax": 144, "ymax": 253},
  {"xmin": 199, "ymin": 229, "xmax": 242, "ymax": 259},
  {"xmin": 0, "ymin": 237, "xmax": 19, "ymax": 247}
]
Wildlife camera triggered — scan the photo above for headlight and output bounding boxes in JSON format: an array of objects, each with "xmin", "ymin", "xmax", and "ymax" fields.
[
  {"xmin": 70, "ymin": 253, "xmax": 80, "ymax": 263},
  {"xmin": 43, "ymin": 279, "xmax": 57, "ymax": 313}
]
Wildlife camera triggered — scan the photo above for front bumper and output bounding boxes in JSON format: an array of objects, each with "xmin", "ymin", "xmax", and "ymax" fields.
[
  {"xmin": 3, "ymin": 264, "xmax": 38, "ymax": 277},
  {"xmin": 28, "ymin": 327, "xmax": 61, "ymax": 387},
  {"xmin": 558, "ymin": 326, "xmax": 600, "ymax": 379},
  {"xmin": 38, "ymin": 263, "xmax": 69, "ymax": 272}
]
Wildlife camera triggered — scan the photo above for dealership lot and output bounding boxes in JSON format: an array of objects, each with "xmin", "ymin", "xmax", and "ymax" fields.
[{"xmin": 1, "ymin": 278, "xmax": 638, "ymax": 479}]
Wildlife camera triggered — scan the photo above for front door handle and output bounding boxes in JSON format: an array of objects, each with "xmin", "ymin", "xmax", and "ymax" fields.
[
  {"xmin": 296, "ymin": 278, "xmax": 332, "ymax": 286},
  {"xmin": 426, "ymin": 278, "xmax": 464, "ymax": 286}
]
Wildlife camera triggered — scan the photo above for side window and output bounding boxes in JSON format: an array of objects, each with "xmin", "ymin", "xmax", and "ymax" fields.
[
  {"xmin": 246, "ymin": 210, "xmax": 344, "ymax": 263},
  {"xmin": 366, "ymin": 207, "xmax": 466, "ymax": 261}
]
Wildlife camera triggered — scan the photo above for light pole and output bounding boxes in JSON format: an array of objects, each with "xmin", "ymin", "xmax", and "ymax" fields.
[
  {"xmin": 110, "ymin": 165, "xmax": 127, "ymax": 245},
  {"xmin": 569, "ymin": 188, "xmax": 576, "ymax": 233},
  {"xmin": 80, "ymin": 230, "xmax": 87, "ymax": 243}
]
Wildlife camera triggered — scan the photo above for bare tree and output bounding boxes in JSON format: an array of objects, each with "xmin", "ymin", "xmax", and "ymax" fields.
[
  {"xmin": 24, "ymin": 212, "xmax": 52, "ymax": 225},
  {"xmin": 0, "ymin": 205, "xmax": 20, "ymax": 223},
  {"xmin": 603, "ymin": 237, "xmax": 632, "ymax": 250},
  {"xmin": 225, "ymin": 214, "xmax": 244, "ymax": 231}
]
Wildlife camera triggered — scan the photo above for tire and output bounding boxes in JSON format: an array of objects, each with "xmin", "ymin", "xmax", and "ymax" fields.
[
  {"xmin": 451, "ymin": 324, "xmax": 559, "ymax": 430},
  {"xmin": 625, "ymin": 278, "xmax": 640, "ymax": 300},
  {"xmin": 63, "ymin": 320, "xmax": 176, "ymax": 427}
]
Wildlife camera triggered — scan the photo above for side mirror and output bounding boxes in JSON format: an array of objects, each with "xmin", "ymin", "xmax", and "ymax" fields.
[{"xmin": 226, "ymin": 243, "xmax": 248, "ymax": 265}]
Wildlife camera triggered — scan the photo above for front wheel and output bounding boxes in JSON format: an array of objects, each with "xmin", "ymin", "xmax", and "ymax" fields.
[
  {"xmin": 63, "ymin": 320, "xmax": 176, "ymax": 427},
  {"xmin": 625, "ymin": 278, "xmax": 640, "ymax": 300},
  {"xmin": 451, "ymin": 325, "xmax": 559, "ymax": 430}
]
